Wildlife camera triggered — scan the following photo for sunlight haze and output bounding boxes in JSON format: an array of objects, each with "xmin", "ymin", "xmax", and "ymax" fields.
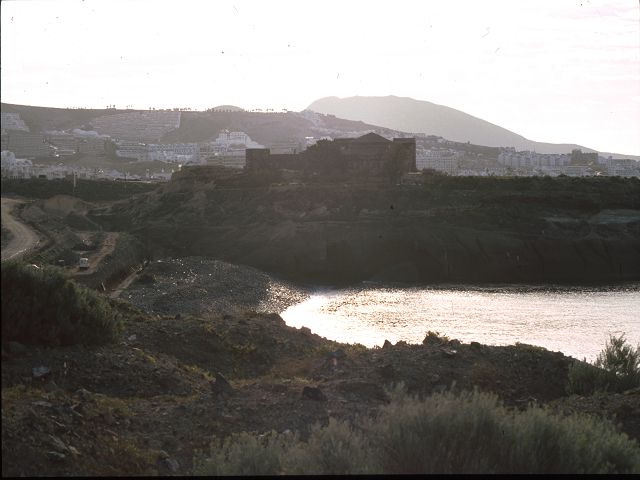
[{"xmin": 1, "ymin": 0, "xmax": 639, "ymax": 154}]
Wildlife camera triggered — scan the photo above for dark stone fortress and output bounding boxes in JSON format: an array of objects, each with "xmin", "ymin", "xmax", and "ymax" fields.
[{"xmin": 246, "ymin": 133, "xmax": 416, "ymax": 182}]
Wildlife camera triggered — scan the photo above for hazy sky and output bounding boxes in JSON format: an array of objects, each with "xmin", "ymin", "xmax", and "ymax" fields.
[{"xmin": 1, "ymin": 0, "xmax": 639, "ymax": 154}]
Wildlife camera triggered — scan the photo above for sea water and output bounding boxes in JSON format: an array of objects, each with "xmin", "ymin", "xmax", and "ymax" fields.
[{"xmin": 281, "ymin": 284, "xmax": 640, "ymax": 361}]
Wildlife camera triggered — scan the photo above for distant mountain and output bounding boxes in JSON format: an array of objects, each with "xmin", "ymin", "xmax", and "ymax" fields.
[
  {"xmin": 307, "ymin": 96, "xmax": 638, "ymax": 159},
  {"xmin": 209, "ymin": 105, "xmax": 244, "ymax": 112}
]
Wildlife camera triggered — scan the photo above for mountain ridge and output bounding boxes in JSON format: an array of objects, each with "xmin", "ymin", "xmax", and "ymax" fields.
[
  {"xmin": 307, "ymin": 95, "xmax": 638, "ymax": 160},
  {"xmin": 3, "ymin": 100, "xmax": 637, "ymax": 160}
]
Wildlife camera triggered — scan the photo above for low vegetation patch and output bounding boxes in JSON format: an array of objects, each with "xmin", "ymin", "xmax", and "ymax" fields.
[
  {"xmin": 74, "ymin": 233, "xmax": 147, "ymax": 290},
  {"xmin": 1, "ymin": 178, "xmax": 158, "ymax": 202},
  {"xmin": 194, "ymin": 388, "xmax": 640, "ymax": 475},
  {"xmin": 1, "ymin": 261, "xmax": 123, "ymax": 346}
]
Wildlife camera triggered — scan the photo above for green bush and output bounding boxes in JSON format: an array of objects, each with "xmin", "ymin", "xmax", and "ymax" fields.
[
  {"xmin": 567, "ymin": 335, "xmax": 640, "ymax": 395},
  {"xmin": 595, "ymin": 334, "xmax": 640, "ymax": 392},
  {"xmin": 566, "ymin": 360, "xmax": 607, "ymax": 395},
  {"xmin": 0, "ymin": 178, "xmax": 158, "ymax": 201},
  {"xmin": 1, "ymin": 261, "xmax": 123, "ymax": 346},
  {"xmin": 194, "ymin": 388, "xmax": 640, "ymax": 475},
  {"xmin": 194, "ymin": 431, "xmax": 290, "ymax": 476},
  {"xmin": 284, "ymin": 418, "xmax": 377, "ymax": 475}
]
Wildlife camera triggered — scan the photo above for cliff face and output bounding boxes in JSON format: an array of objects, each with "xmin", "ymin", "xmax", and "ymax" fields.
[{"xmin": 98, "ymin": 175, "xmax": 640, "ymax": 284}]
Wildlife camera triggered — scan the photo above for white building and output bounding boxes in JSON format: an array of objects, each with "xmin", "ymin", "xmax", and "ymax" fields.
[
  {"xmin": 1, "ymin": 151, "xmax": 33, "ymax": 178},
  {"xmin": 417, "ymin": 149, "xmax": 461, "ymax": 174},
  {"xmin": 116, "ymin": 141, "xmax": 148, "ymax": 161},
  {"xmin": 197, "ymin": 130, "xmax": 265, "ymax": 167},
  {"xmin": 147, "ymin": 143, "xmax": 200, "ymax": 164},
  {"xmin": 603, "ymin": 157, "xmax": 640, "ymax": 177}
]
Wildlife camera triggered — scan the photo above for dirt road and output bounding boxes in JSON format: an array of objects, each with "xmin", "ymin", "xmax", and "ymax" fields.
[{"xmin": 1, "ymin": 197, "xmax": 40, "ymax": 262}]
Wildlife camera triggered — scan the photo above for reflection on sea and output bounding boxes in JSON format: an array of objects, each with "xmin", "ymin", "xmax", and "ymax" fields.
[{"xmin": 281, "ymin": 284, "xmax": 640, "ymax": 361}]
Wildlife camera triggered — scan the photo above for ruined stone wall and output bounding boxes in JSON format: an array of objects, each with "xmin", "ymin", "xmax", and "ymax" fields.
[
  {"xmin": 392, "ymin": 138, "xmax": 417, "ymax": 173},
  {"xmin": 246, "ymin": 148, "xmax": 304, "ymax": 171},
  {"xmin": 246, "ymin": 137, "xmax": 416, "ymax": 179}
]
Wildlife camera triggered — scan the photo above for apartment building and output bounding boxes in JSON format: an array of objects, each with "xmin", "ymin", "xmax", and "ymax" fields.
[
  {"xmin": 116, "ymin": 141, "xmax": 148, "ymax": 161},
  {"xmin": 147, "ymin": 143, "xmax": 200, "ymax": 163}
]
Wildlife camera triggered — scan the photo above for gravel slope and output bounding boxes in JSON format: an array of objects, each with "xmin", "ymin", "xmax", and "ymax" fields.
[{"xmin": 121, "ymin": 256, "xmax": 309, "ymax": 315}]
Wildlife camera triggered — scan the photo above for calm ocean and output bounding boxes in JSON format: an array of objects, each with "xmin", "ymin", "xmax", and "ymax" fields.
[{"xmin": 281, "ymin": 284, "xmax": 640, "ymax": 361}]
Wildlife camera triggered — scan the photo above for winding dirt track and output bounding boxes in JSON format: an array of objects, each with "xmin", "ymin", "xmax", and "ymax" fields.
[{"xmin": 1, "ymin": 197, "xmax": 40, "ymax": 261}]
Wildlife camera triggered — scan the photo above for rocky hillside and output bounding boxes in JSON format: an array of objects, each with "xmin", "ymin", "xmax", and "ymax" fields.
[
  {"xmin": 1, "ymin": 103, "xmax": 402, "ymax": 147},
  {"xmin": 93, "ymin": 171, "xmax": 640, "ymax": 285},
  {"xmin": 1, "ymin": 103, "xmax": 119, "ymax": 132},
  {"xmin": 159, "ymin": 110, "xmax": 400, "ymax": 145}
]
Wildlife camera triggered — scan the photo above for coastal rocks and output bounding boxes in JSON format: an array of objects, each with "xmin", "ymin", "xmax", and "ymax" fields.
[
  {"xmin": 377, "ymin": 364, "xmax": 396, "ymax": 380},
  {"xmin": 47, "ymin": 451, "xmax": 67, "ymax": 462},
  {"xmin": 32, "ymin": 366, "xmax": 52, "ymax": 379},
  {"xmin": 74, "ymin": 388, "xmax": 94, "ymax": 402},
  {"xmin": 118, "ymin": 176, "xmax": 640, "ymax": 284},
  {"xmin": 302, "ymin": 386, "xmax": 327, "ymax": 401},
  {"xmin": 423, "ymin": 332, "xmax": 447, "ymax": 346},
  {"xmin": 335, "ymin": 381, "xmax": 387, "ymax": 402},
  {"xmin": 7, "ymin": 341, "xmax": 27, "ymax": 356},
  {"xmin": 121, "ymin": 257, "xmax": 309, "ymax": 316},
  {"xmin": 210, "ymin": 373, "xmax": 234, "ymax": 398},
  {"xmin": 158, "ymin": 451, "xmax": 180, "ymax": 473},
  {"xmin": 319, "ymin": 348, "xmax": 349, "ymax": 373},
  {"xmin": 299, "ymin": 327, "xmax": 312, "ymax": 336},
  {"xmin": 137, "ymin": 273, "xmax": 156, "ymax": 285},
  {"xmin": 370, "ymin": 262, "xmax": 421, "ymax": 283}
]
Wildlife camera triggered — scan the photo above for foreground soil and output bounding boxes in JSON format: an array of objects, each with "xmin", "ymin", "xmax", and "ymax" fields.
[{"xmin": 2, "ymin": 302, "xmax": 639, "ymax": 476}]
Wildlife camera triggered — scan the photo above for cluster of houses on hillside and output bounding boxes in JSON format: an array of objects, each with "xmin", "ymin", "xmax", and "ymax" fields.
[
  {"xmin": 113, "ymin": 130, "xmax": 266, "ymax": 167},
  {"xmin": 1, "ymin": 113, "xmax": 111, "ymax": 159},
  {"xmin": 1, "ymin": 110, "xmax": 639, "ymax": 181},
  {"xmin": 0, "ymin": 151, "xmax": 173, "ymax": 182},
  {"xmin": 415, "ymin": 140, "xmax": 640, "ymax": 177}
]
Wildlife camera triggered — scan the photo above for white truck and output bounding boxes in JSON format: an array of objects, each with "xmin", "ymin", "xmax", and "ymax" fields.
[{"xmin": 78, "ymin": 257, "xmax": 89, "ymax": 270}]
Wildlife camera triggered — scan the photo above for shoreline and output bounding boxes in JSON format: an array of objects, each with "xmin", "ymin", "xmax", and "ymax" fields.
[
  {"xmin": 113, "ymin": 255, "xmax": 638, "ymax": 362},
  {"xmin": 279, "ymin": 283, "xmax": 640, "ymax": 362}
]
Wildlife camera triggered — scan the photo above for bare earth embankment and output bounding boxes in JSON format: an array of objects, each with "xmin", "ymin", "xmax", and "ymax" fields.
[{"xmin": 1, "ymin": 198, "xmax": 40, "ymax": 261}]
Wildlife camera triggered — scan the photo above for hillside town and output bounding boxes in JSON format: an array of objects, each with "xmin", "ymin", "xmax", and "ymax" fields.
[{"xmin": 2, "ymin": 110, "xmax": 639, "ymax": 181}]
